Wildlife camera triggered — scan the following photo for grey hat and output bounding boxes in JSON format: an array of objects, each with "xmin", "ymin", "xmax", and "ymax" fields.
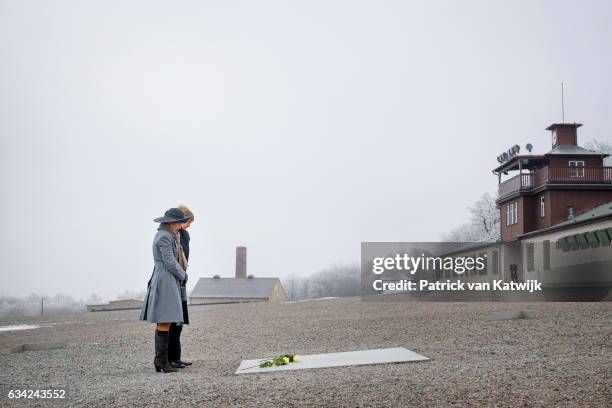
[{"xmin": 154, "ymin": 208, "xmax": 190, "ymax": 223}]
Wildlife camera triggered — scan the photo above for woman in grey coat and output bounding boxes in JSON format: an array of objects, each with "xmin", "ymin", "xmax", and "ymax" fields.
[{"xmin": 140, "ymin": 208, "xmax": 190, "ymax": 373}]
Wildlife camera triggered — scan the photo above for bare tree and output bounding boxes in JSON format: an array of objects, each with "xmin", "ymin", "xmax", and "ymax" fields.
[
  {"xmin": 0, "ymin": 293, "xmax": 85, "ymax": 318},
  {"xmin": 468, "ymin": 192, "xmax": 500, "ymax": 240},
  {"xmin": 584, "ymin": 139, "xmax": 612, "ymax": 165},
  {"xmin": 115, "ymin": 290, "xmax": 146, "ymax": 300},
  {"xmin": 293, "ymin": 263, "xmax": 361, "ymax": 300},
  {"xmin": 283, "ymin": 273, "xmax": 297, "ymax": 301},
  {"xmin": 443, "ymin": 192, "xmax": 500, "ymax": 242},
  {"xmin": 86, "ymin": 293, "xmax": 102, "ymax": 305},
  {"xmin": 584, "ymin": 139, "xmax": 612, "ymax": 153}
]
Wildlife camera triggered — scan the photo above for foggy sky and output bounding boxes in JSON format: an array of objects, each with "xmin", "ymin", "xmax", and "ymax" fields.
[{"xmin": 1, "ymin": 0, "xmax": 611, "ymax": 300}]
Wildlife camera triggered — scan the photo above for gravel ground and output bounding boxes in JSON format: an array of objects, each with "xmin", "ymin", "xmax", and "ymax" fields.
[{"xmin": 0, "ymin": 298, "xmax": 610, "ymax": 407}]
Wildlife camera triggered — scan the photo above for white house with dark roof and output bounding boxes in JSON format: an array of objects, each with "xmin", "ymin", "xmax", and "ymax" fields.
[
  {"xmin": 190, "ymin": 276, "xmax": 287, "ymax": 305},
  {"xmin": 86, "ymin": 299, "xmax": 144, "ymax": 312},
  {"xmin": 190, "ymin": 247, "xmax": 288, "ymax": 305}
]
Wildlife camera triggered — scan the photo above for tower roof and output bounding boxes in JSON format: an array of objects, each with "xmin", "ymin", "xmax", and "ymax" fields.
[
  {"xmin": 545, "ymin": 123, "xmax": 582, "ymax": 131},
  {"xmin": 545, "ymin": 144, "xmax": 609, "ymax": 157}
]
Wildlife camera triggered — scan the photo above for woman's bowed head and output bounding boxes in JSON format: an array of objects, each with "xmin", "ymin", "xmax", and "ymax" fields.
[
  {"xmin": 178, "ymin": 205, "xmax": 194, "ymax": 230},
  {"xmin": 154, "ymin": 207, "xmax": 191, "ymax": 226},
  {"xmin": 139, "ymin": 207, "xmax": 192, "ymax": 373}
]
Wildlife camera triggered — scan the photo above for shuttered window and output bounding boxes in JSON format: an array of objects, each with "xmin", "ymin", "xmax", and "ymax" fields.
[
  {"xmin": 543, "ymin": 240, "xmax": 550, "ymax": 270},
  {"xmin": 492, "ymin": 250, "xmax": 499, "ymax": 274},
  {"xmin": 526, "ymin": 243, "xmax": 535, "ymax": 272},
  {"xmin": 479, "ymin": 253, "xmax": 487, "ymax": 275},
  {"xmin": 506, "ymin": 202, "xmax": 519, "ymax": 225}
]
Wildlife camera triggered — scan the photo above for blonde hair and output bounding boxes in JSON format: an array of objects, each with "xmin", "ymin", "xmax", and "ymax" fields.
[{"xmin": 178, "ymin": 205, "xmax": 194, "ymax": 222}]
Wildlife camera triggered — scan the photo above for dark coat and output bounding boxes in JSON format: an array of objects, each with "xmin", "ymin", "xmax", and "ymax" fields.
[
  {"xmin": 179, "ymin": 229, "xmax": 190, "ymax": 260},
  {"xmin": 178, "ymin": 228, "xmax": 191, "ymax": 324},
  {"xmin": 140, "ymin": 226, "xmax": 186, "ymax": 323}
]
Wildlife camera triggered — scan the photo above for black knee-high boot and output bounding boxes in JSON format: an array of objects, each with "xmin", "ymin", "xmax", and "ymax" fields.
[
  {"xmin": 154, "ymin": 330, "xmax": 177, "ymax": 373},
  {"xmin": 168, "ymin": 324, "xmax": 186, "ymax": 368},
  {"xmin": 170, "ymin": 324, "xmax": 192, "ymax": 366}
]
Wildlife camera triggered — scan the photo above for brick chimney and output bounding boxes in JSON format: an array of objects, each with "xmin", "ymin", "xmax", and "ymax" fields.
[
  {"xmin": 235, "ymin": 246, "xmax": 247, "ymax": 278},
  {"xmin": 546, "ymin": 123, "xmax": 582, "ymax": 148}
]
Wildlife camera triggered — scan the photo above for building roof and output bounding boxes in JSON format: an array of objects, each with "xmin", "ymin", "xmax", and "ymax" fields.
[
  {"xmin": 433, "ymin": 241, "xmax": 502, "ymax": 257},
  {"xmin": 545, "ymin": 144, "xmax": 609, "ymax": 157},
  {"xmin": 191, "ymin": 277, "xmax": 281, "ymax": 299},
  {"xmin": 519, "ymin": 202, "xmax": 612, "ymax": 238},
  {"xmin": 545, "ymin": 123, "xmax": 582, "ymax": 131},
  {"xmin": 110, "ymin": 299, "xmax": 143, "ymax": 303},
  {"xmin": 492, "ymin": 155, "xmax": 547, "ymax": 173},
  {"xmin": 555, "ymin": 202, "xmax": 612, "ymax": 226}
]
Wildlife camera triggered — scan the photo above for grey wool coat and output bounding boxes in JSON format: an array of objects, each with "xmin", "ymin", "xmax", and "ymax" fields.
[{"xmin": 139, "ymin": 226, "xmax": 186, "ymax": 323}]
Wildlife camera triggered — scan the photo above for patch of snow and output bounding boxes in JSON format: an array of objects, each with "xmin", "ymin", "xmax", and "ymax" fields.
[{"xmin": 0, "ymin": 324, "xmax": 41, "ymax": 332}]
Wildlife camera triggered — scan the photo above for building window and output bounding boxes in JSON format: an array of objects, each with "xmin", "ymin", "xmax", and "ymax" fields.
[
  {"xmin": 479, "ymin": 252, "xmax": 487, "ymax": 275},
  {"xmin": 539, "ymin": 196, "xmax": 545, "ymax": 217},
  {"xmin": 506, "ymin": 203, "xmax": 510, "ymax": 225},
  {"xmin": 567, "ymin": 206, "xmax": 574, "ymax": 220},
  {"xmin": 526, "ymin": 243, "xmax": 535, "ymax": 272},
  {"xmin": 568, "ymin": 160, "xmax": 585, "ymax": 178},
  {"xmin": 543, "ymin": 240, "xmax": 550, "ymax": 270},
  {"xmin": 465, "ymin": 255, "xmax": 472, "ymax": 276},
  {"xmin": 506, "ymin": 201, "xmax": 518, "ymax": 225}
]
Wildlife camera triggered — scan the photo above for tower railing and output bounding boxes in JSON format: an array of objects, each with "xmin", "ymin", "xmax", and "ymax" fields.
[
  {"xmin": 547, "ymin": 166, "xmax": 612, "ymax": 182},
  {"xmin": 498, "ymin": 166, "xmax": 612, "ymax": 198}
]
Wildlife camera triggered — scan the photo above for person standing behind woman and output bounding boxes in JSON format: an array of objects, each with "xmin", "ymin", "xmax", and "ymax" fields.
[
  {"xmin": 168, "ymin": 205, "xmax": 194, "ymax": 368},
  {"xmin": 140, "ymin": 208, "xmax": 190, "ymax": 373}
]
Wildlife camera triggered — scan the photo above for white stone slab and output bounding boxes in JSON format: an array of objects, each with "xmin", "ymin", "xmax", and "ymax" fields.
[{"xmin": 235, "ymin": 347, "xmax": 429, "ymax": 374}]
